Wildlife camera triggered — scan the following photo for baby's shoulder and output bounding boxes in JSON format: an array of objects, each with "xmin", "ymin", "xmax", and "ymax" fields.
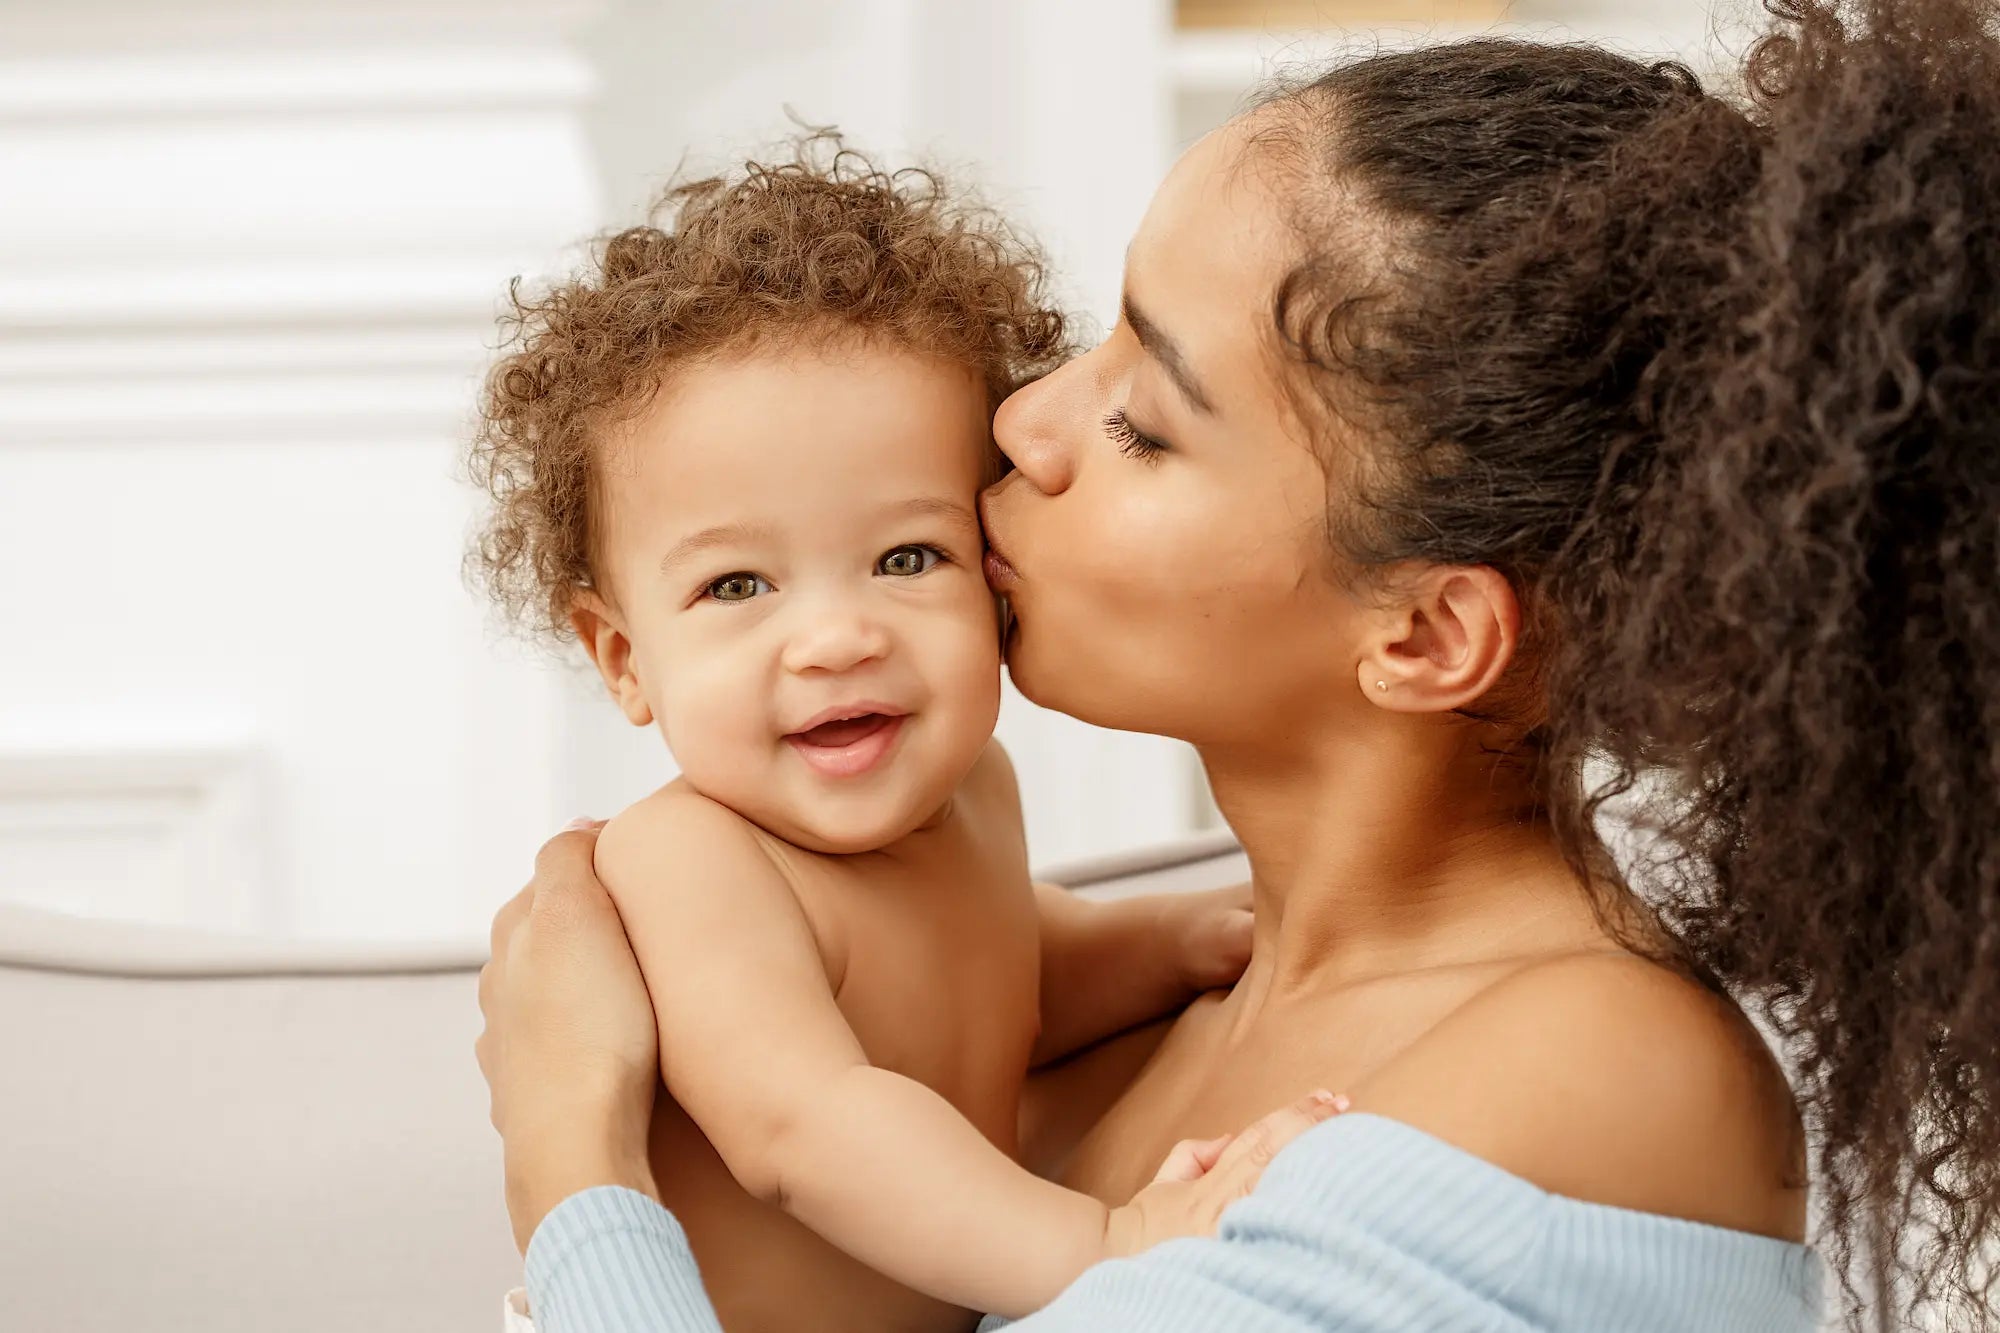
[
  {"xmin": 602, "ymin": 776, "xmax": 757, "ymax": 843},
  {"xmin": 594, "ymin": 779, "xmax": 791, "ymax": 905},
  {"xmin": 956, "ymin": 738, "xmax": 1027, "ymax": 831}
]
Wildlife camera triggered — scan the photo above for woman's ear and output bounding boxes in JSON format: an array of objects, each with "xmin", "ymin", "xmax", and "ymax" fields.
[
  {"xmin": 570, "ymin": 589, "xmax": 654, "ymax": 728},
  {"xmin": 1358, "ymin": 566, "xmax": 1518, "ymax": 713}
]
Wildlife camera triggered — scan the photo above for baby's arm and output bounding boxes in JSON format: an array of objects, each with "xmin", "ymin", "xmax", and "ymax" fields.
[
  {"xmin": 594, "ymin": 789, "xmax": 1116, "ymax": 1320},
  {"xmin": 1030, "ymin": 880, "xmax": 1253, "ymax": 1066},
  {"xmin": 972, "ymin": 742, "xmax": 1254, "ymax": 1067}
]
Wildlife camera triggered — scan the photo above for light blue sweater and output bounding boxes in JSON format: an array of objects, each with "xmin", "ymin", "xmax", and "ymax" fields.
[{"xmin": 522, "ymin": 1112, "xmax": 1824, "ymax": 1332}]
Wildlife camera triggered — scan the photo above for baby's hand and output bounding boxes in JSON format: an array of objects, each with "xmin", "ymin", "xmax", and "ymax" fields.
[
  {"xmin": 1102, "ymin": 1090, "xmax": 1350, "ymax": 1259},
  {"xmin": 1032, "ymin": 880, "xmax": 1256, "ymax": 1066},
  {"xmin": 1154, "ymin": 883, "xmax": 1254, "ymax": 993}
]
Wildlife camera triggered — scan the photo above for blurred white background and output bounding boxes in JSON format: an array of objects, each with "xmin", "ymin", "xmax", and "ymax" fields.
[{"xmin": 0, "ymin": 0, "xmax": 1752, "ymax": 940}]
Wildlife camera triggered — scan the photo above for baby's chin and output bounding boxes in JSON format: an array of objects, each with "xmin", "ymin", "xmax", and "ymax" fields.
[
  {"xmin": 676, "ymin": 764, "xmax": 941, "ymax": 854},
  {"xmin": 757, "ymin": 793, "xmax": 943, "ymax": 856}
]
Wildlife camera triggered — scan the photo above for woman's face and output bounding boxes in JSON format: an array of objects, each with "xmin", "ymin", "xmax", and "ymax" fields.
[{"xmin": 982, "ymin": 114, "xmax": 1368, "ymax": 747}]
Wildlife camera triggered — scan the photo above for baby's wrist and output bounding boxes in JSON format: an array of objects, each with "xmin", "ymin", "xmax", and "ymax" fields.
[{"xmin": 1100, "ymin": 1199, "xmax": 1147, "ymax": 1261}]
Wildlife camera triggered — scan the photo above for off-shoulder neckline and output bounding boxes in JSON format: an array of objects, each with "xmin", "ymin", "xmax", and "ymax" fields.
[{"xmin": 1293, "ymin": 1111, "xmax": 1817, "ymax": 1260}]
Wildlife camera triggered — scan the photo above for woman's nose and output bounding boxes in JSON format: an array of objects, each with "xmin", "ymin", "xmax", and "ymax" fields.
[
  {"xmin": 993, "ymin": 366, "xmax": 1078, "ymax": 496},
  {"xmin": 780, "ymin": 605, "xmax": 892, "ymax": 677}
]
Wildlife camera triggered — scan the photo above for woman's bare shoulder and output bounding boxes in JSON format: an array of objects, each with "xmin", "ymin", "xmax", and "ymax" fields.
[{"xmin": 1345, "ymin": 951, "xmax": 1807, "ymax": 1242}]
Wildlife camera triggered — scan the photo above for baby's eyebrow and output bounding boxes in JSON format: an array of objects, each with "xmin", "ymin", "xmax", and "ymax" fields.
[
  {"xmin": 657, "ymin": 521, "xmax": 773, "ymax": 576},
  {"xmin": 891, "ymin": 496, "xmax": 980, "ymax": 529}
]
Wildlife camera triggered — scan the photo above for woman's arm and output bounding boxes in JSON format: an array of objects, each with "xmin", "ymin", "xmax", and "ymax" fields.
[{"xmin": 522, "ymin": 1187, "xmax": 721, "ymax": 1333}]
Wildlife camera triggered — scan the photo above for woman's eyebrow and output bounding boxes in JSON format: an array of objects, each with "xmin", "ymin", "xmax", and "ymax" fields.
[{"xmin": 1121, "ymin": 291, "xmax": 1215, "ymax": 415}]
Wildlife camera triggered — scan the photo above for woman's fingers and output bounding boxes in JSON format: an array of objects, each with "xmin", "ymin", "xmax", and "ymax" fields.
[
  {"xmin": 526, "ymin": 826, "xmax": 619, "ymax": 936},
  {"xmin": 475, "ymin": 817, "xmax": 660, "ymax": 1253},
  {"xmin": 531, "ymin": 825, "xmax": 604, "ymax": 893},
  {"xmin": 489, "ymin": 881, "xmax": 535, "ymax": 961}
]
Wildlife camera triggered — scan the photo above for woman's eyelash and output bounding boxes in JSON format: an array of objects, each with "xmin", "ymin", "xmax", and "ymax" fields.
[{"xmin": 1104, "ymin": 408, "xmax": 1167, "ymax": 461}]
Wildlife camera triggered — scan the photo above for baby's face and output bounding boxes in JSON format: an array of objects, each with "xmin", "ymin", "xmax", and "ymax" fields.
[{"xmin": 585, "ymin": 339, "xmax": 1002, "ymax": 853}]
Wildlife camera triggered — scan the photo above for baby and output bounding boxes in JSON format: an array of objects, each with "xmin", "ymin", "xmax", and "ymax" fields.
[{"xmin": 468, "ymin": 143, "xmax": 1257, "ymax": 1332}]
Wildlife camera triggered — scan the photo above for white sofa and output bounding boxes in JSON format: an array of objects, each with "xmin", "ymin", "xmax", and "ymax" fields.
[{"xmin": 0, "ymin": 832, "xmax": 1245, "ymax": 1333}]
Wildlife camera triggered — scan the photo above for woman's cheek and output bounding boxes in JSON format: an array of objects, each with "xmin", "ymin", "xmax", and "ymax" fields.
[{"xmin": 1087, "ymin": 494, "xmax": 1219, "ymax": 608}]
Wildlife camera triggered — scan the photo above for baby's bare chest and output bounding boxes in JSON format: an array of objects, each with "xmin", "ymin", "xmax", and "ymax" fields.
[{"xmin": 788, "ymin": 847, "xmax": 1043, "ymax": 1140}]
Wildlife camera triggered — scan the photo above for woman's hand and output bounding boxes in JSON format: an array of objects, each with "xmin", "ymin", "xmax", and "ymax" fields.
[
  {"xmin": 476, "ymin": 820, "xmax": 663, "ymax": 1254},
  {"xmin": 1102, "ymin": 1090, "xmax": 1350, "ymax": 1258}
]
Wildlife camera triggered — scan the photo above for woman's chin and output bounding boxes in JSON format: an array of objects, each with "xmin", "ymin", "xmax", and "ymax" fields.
[
  {"xmin": 1003, "ymin": 636, "xmax": 1095, "ymax": 724},
  {"xmin": 1000, "ymin": 623, "xmax": 1047, "ymax": 704}
]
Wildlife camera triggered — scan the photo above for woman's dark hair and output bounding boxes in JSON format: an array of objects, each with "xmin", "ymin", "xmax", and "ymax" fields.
[{"xmin": 1263, "ymin": 2, "xmax": 1998, "ymax": 1326}]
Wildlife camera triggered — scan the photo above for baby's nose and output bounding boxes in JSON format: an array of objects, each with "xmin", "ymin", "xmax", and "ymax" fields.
[{"xmin": 781, "ymin": 610, "xmax": 891, "ymax": 676}]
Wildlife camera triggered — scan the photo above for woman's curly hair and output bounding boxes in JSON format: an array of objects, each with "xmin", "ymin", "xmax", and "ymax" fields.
[
  {"xmin": 1265, "ymin": 2, "xmax": 1999, "ymax": 1326},
  {"xmin": 466, "ymin": 134, "xmax": 1070, "ymax": 640}
]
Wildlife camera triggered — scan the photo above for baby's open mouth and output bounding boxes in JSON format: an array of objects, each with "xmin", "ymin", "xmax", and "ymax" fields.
[
  {"xmin": 785, "ymin": 709, "xmax": 908, "ymax": 779},
  {"xmin": 793, "ymin": 713, "xmax": 896, "ymax": 747}
]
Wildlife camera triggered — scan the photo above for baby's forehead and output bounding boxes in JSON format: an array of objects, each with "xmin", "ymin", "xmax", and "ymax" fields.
[
  {"xmin": 610, "ymin": 343, "xmax": 996, "ymax": 481},
  {"xmin": 594, "ymin": 347, "xmax": 994, "ymax": 559}
]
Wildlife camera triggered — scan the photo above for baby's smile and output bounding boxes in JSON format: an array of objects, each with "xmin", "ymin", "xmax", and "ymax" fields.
[
  {"xmin": 783, "ymin": 707, "xmax": 910, "ymax": 780},
  {"xmin": 572, "ymin": 340, "xmax": 1005, "ymax": 854}
]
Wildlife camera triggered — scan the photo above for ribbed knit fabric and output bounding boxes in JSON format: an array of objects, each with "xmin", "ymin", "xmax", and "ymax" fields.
[{"xmin": 522, "ymin": 1112, "xmax": 1824, "ymax": 1333}]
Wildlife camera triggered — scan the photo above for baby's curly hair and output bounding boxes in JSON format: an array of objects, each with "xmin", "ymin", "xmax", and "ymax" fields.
[{"xmin": 466, "ymin": 133, "xmax": 1071, "ymax": 642}]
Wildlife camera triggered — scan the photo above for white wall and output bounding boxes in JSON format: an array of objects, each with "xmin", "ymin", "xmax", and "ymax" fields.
[
  {"xmin": 0, "ymin": 0, "xmax": 1747, "ymax": 939},
  {"xmin": 0, "ymin": 1, "xmax": 600, "ymax": 938}
]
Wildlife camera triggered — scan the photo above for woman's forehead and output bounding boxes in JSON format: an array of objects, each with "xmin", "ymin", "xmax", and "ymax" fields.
[{"xmin": 1127, "ymin": 117, "xmax": 1297, "ymax": 393}]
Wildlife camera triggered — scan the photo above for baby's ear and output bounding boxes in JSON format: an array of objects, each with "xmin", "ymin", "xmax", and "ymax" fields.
[{"xmin": 570, "ymin": 590, "xmax": 654, "ymax": 728}]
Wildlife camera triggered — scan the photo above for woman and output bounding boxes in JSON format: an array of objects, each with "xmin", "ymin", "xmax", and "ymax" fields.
[{"xmin": 477, "ymin": 1, "xmax": 1999, "ymax": 1328}]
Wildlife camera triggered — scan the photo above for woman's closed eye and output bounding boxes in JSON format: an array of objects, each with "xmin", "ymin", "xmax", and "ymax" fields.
[
  {"xmin": 703, "ymin": 572, "xmax": 772, "ymax": 603},
  {"xmin": 1104, "ymin": 408, "xmax": 1169, "ymax": 462},
  {"xmin": 878, "ymin": 544, "xmax": 947, "ymax": 577}
]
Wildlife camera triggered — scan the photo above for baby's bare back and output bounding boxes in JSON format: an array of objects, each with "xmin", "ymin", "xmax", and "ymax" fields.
[{"xmin": 648, "ymin": 764, "xmax": 1040, "ymax": 1333}]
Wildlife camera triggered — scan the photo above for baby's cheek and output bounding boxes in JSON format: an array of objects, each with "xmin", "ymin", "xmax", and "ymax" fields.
[
  {"xmin": 657, "ymin": 669, "xmax": 771, "ymax": 797},
  {"xmin": 932, "ymin": 615, "xmax": 1005, "ymax": 738}
]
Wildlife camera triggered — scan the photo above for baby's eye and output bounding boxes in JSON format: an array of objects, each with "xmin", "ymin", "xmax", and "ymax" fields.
[
  {"xmin": 705, "ymin": 572, "xmax": 771, "ymax": 603},
  {"xmin": 877, "ymin": 545, "xmax": 943, "ymax": 578}
]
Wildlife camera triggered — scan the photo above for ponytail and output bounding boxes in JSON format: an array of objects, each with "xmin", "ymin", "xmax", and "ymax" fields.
[
  {"xmin": 1266, "ymin": 3, "xmax": 2000, "ymax": 1323},
  {"xmin": 1595, "ymin": 5, "xmax": 2000, "ymax": 1324}
]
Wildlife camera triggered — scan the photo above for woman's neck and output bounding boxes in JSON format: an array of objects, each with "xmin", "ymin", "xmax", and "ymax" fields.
[{"xmin": 1201, "ymin": 716, "xmax": 1601, "ymax": 1016}]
